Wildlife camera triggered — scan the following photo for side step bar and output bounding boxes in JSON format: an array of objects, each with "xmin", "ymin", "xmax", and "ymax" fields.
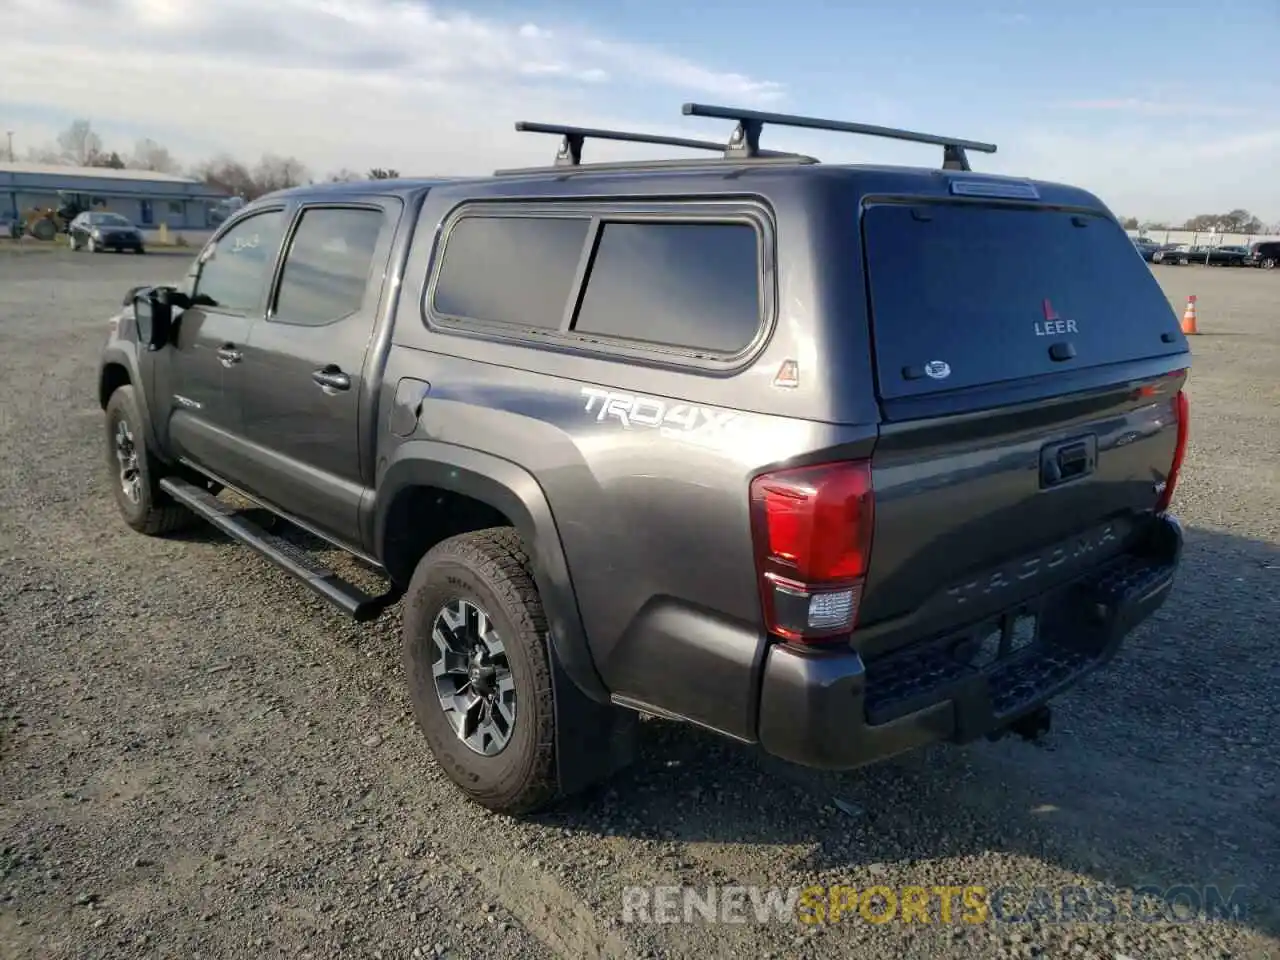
[{"xmin": 159, "ymin": 477, "xmax": 400, "ymax": 623}]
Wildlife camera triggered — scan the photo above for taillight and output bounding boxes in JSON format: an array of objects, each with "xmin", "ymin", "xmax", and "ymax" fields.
[
  {"xmin": 1156, "ymin": 389, "xmax": 1189, "ymax": 513},
  {"xmin": 749, "ymin": 460, "xmax": 874, "ymax": 644}
]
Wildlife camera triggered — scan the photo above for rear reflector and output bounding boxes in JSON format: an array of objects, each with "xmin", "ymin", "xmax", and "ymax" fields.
[
  {"xmin": 1156, "ymin": 388, "xmax": 1189, "ymax": 513},
  {"xmin": 749, "ymin": 460, "xmax": 874, "ymax": 643}
]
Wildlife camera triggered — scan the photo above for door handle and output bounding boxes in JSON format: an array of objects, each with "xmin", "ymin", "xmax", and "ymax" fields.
[
  {"xmin": 312, "ymin": 365, "xmax": 351, "ymax": 392},
  {"xmin": 217, "ymin": 344, "xmax": 242, "ymax": 367},
  {"xmin": 1039, "ymin": 435, "xmax": 1098, "ymax": 488}
]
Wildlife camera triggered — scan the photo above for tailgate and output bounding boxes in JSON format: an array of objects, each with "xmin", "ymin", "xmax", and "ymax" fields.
[{"xmin": 855, "ymin": 200, "xmax": 1189, "ymax": 651}]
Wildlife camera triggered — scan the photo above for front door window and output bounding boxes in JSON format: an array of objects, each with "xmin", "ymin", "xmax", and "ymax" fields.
[{"xmin": 194, "ymin": 210, "xmax": 287, "ymax": 314}]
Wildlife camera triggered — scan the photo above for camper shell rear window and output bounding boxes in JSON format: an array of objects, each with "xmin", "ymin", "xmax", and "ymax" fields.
[{"xmin": 862, "ymin": 202, "xmax": 1185, "ymax": 398}]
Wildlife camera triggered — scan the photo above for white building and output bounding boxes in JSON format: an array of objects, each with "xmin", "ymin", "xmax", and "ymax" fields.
[{"xmin": 0, "ymin": 162, "xmax": 229, "ymax": 232}]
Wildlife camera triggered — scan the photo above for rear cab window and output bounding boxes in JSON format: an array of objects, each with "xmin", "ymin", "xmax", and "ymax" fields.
[{"xmin": 861, "ymin": 202, "xmax": 1185, "ymax": 398}]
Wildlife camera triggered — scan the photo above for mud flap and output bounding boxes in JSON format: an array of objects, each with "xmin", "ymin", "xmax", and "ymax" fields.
[{"xmin": 548, "ymin": 637, "xmax": 637, "ymax": 799}]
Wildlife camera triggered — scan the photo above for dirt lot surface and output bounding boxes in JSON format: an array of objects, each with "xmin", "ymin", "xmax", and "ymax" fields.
[{"xmin": 1, "ymin": 248, "xmax": 1277, "ymax": 959}]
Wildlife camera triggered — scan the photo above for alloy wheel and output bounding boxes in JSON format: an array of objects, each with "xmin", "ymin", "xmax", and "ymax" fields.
[
  {"xmin": 430, "ymin": 598, "xmax": 516, "ymax": 756},
  {"xmin": 114, "ymin": 419, "xmax": 142, "ymax": 504}
]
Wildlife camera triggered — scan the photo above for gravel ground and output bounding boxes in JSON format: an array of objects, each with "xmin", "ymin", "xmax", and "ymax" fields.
[{"xmin": 0, "ymin": 248, "xmax": 1276, "ymax": 960}]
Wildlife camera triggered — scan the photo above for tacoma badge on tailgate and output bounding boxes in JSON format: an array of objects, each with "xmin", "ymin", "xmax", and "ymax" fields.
[{"xmin": 946, "ymin": 523, "xmax": 1121, "ymax": 606}]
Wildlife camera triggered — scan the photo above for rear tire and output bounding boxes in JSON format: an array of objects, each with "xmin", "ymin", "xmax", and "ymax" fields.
[
  {"xmin": 103, "ymin": 385, "xmax": 194, "ymax": 536},
  {"xmin": 1262, "ymin": 258, "xmax": 1277, "ymax": 270},
  {"xmin": 403, "ymin": 528, "xmax": 559, "ymax": 815}
]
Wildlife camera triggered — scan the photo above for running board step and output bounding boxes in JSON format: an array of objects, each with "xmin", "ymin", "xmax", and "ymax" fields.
[{"xmin": 159, "ymin": 477, "xmax": 399, "ymax": 622}]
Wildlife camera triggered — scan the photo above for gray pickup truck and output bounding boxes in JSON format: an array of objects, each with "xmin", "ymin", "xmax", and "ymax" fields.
[{"xmin": 98, "ymin": 103, "xmax": 1190, "ymax": 814}]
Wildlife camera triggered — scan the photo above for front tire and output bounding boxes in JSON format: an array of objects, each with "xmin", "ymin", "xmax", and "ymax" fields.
[
  {"xmin": 403, "ymin": 528, "xmax": 558, "ymax": 815},
  {"xmin": 86, "ymin": 236, "xmax": 98, "ymax": 253},
  {"xmin": 103, "ymin": 386, "xmax": 193, "ymax": 535}
]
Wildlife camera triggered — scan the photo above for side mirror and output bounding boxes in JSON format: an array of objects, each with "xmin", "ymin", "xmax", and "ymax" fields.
[
  {"xmin": 134, "ymin": 290, "xmax": 173, "ymax": 351},
  {"xmin": 156, "ymin": 288, "xmax": 193, "ymax": 311}
]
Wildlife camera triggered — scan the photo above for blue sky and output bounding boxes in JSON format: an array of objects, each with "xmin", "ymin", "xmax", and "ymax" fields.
[{"xmin": 4, "ymin": 0, "xmax": 1278, "ymax": 223}]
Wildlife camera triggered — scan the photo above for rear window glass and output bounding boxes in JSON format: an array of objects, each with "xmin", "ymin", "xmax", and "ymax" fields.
[
  {"xmin": 573, "ymin": 222, "xmax": 761, "ymax": 354},
  {"xmin": 432, "ymin": 215, "xmax": 589, "ymax": 330},
  {"xmin": 863, "ymin": 203, "xmax": 1183, "ymax": 398}
]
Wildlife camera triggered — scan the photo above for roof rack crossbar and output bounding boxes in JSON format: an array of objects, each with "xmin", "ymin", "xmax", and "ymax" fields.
[
  {"xmin": 513, "ymin": 120, "xmax": 802, "ymax": 167},
  {"xmin": 682, "ymin": 103, "xmax": 997, "ymax": 172}
]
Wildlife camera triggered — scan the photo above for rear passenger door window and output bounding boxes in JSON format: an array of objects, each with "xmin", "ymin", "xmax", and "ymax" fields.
[
  {"xmin": 272, "ymin": 207, "xmax": 384, "ymax": 325},
  {"xmin": 572, "ymin": 221, "xmax": 761, "ymax": 354}
]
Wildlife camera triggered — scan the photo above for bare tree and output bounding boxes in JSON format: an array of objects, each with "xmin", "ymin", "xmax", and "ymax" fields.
[
  {"xmin": 193, "ymin": 154, "xmax": 258, "ymax": 200},
  {"xmin": 1182, "ymin": 209, "xmax": 1264, "ymax": 234},
  {"xmin": 327, "ymin": 168, "xmax": 363, "ymax": 183},
  {"xmin": 23, "ymin": 144, "xmax": 62, "ymax": 165},
  {"xmin": 253, "ymin": 153, "xmax": 311, "ymax": 195},
  {"xmin": 56, "ymin": 119, "xmax": 104, "ymax": 166},
  {"xmin": 131, "ymin": 138, "xmax": 182, "ymax": 174},
  {"xmin": 368, "ymin": 167, "xmax": 400, "ymax": 180},
  {"xmin": 91, "ymin": 151, "xmax": 127, "ymax": 169}
]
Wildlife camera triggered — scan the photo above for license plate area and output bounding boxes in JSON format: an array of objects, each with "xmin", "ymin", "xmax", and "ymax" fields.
[{"xmin": 951, "ymin": 607, "xmax": 1039, "ymax": 671}]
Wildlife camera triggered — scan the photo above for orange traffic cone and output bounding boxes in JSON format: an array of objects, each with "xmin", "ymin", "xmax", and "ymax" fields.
[{"xmin": 1181, "ymin": 295, "xmax": 1199, "ymax": 335}]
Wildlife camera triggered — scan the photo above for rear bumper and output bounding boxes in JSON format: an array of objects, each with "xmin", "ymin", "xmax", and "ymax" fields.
[{"xmin": 757, "ymin": 513, "xmax": 1184, "ymax": 770}]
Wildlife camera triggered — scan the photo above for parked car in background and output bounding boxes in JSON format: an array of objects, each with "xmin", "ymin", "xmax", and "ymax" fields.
[
  {"xmin": 1188, "ymin": 245, "xmax": 1251, "ymax": 267},
  {"xmin": 1131, "ymin": 236, "xmax": 1162, "ymax": 262},
  {"xmin": 1151, "ymin": 244, "xmax": 1191, "ymax": 265},
  {"xmin": 1247, "ymin": 241, "xmax": 1279, "ymax": 269},
  {"xmin": 208, "ymin": 196, "xmax": 247, "ymax": 227},
  {"xmin": 69, "ymin": 211, "xmax": 146, "ymax": 254}
]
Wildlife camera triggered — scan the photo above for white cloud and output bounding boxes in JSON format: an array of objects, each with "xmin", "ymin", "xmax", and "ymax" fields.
[
  {"xmin": 4, "ymin": 0, "xmax": 1275, "ymax": 223},
  {"xmin": 2, "ymin": 0, "xmax": 785, "ymax": 176},
  {"xmin": 1000, "ymin": 124, "xmax": 1280, "ymax": 225}
]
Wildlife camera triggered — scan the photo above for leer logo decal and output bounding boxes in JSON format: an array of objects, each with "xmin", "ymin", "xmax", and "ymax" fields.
[
  {"xmin": 1036, "ymin": 299, "xmax": 1079, "ymax": 337},
  {"xmin": 924, "ymin": 360, "xmax": 951, "ymax": 380}
]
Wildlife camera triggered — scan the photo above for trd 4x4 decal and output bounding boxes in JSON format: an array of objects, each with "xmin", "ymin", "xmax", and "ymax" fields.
[{"xmin": 579, "ymin": 386, "xmax": 739, "ymax": 440}]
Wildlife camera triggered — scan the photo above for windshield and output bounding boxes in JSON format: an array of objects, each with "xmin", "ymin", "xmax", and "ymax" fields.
[{"xmin": 89, "ymin": 213, "xmax": 131, "ymax": 226}]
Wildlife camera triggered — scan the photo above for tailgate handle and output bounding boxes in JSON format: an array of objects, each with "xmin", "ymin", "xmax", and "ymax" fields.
[{"xmin": 1040, "ymin": 436, "xmax": 1097, "ymax": 488}]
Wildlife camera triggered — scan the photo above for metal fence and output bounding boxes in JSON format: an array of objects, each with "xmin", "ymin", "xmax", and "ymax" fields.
[{"xmin": 1127, "ymin": 229, "xmax": 1280, "ymax": 248}]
